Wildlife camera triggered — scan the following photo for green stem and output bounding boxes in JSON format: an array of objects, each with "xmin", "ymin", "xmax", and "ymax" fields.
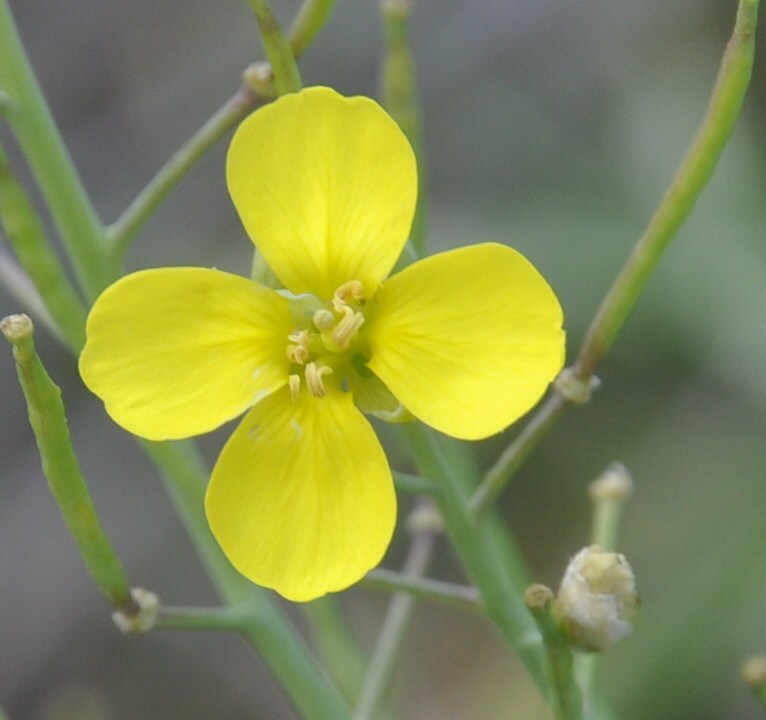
[
  {"xmin": 469, "ymin": 0, "xmax": 760, "ymax": 517},
  {"xmin": 526, "ymin": 586, "xmax": 583, "ymax": 720},
  {"xmin": 155, "ymin": 605, "xmax": 253, "ymax": 632},
  {"xmin": 288, "ymin": 0, "xmax": 337, "ymax": 57},
  {"xmin": 363, "ymin": 569, "xmax": 480, "ymax": 609},
  {"xmin": 379, "ymin": 0, "xmax": 427, "ymax": 254},
  {"xmin": 303, "ymin": 597, "xmax": 367, "ymax": 703},
  {"xmin": 108, "ymin": 0, "xmax": 334, "ymax": 255},
  {"xmin": 354, "ymin": 509, "xmax": 438, "ymax": 720},
  {"xmin": 0, "ymin": 0, "xmax": 117, "ymax": 299},
  {"xmin": 402, "ymin": 424, "xmax": 547, "ymax": 692},
  {"xmin": 393, "ymin": 470, "xmax": 436, "ymax": 494},
  {"xmin": 0, "ymin": 142, "xmax": 87, "ymax": 351},
  {"xmin": 141, "ymin": 439, "xmax": 351, "ymax": 720},
  {"xmin": 108, "ymin": 84, "xmax": 261, "ymax": 256},
  {"xmin": 1, "ymin": 314, "xmax": 135, "ymax": 614},
  {"xmin": 588, "ymin": 463, "xmax": 633, "ymax": 552},
  {"xmin": 247, "ymin": 0, "xmax": 303, "ymax": 95},
  {"xmin": 0, "ymin": 243, "xmax": 59, "ymax": 339},
  {"xmin": 573, "ymin": 0, "xmax": 760, "ymax": 381},
  {"xmin": 469, "ymin": 392, "xmax": 568, "ymax": 515}
]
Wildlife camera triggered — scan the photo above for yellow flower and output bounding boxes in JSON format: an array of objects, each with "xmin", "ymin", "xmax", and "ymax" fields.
[{"xmin": 80, "ymin": 87, "xmax": 565, "ymax": 601}]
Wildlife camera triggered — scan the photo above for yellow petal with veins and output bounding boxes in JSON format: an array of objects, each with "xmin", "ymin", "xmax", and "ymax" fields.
[
  {"xmin": 80, "ymin": 268, "xmax": 292, "ymax": 440},
  {"xmin": 367, "ymin": 243, "xmax": 565, "ymax": 440},
  {"xmin": 227, "ymin": 86, "xmax": 417, "ymax": 300},
  {"xmin": 206, "ymin": 387, "xmax": 396, "ymax": 601}
]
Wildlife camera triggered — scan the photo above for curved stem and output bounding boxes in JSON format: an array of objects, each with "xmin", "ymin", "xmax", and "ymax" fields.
[
  {"xmin": 573, "ymin": 0, "xmax": 759, "ymax": 380},
  {"xmin": 470, "ymin": 0, "xmax": 760, "ymax": 516}
]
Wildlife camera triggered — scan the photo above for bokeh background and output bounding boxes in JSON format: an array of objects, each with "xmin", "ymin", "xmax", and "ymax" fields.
[{"xmin": 2, "ymin": 0, "xmax": 766, "ymax": 718}]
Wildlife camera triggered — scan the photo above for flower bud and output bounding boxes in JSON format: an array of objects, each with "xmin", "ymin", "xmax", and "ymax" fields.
[{"xmin": 554, "ymin": 545, "xmax": 638, "ymax": 652}]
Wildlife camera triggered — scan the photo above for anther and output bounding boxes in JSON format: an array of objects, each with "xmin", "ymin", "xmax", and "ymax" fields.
[
  {"xmin": 332, "ymin": 280, "xmax": 365, "ymax": 311},
  {"xmin": 289, "ymin": 374, "xmax": 301, "ymax": 401},
  {"xmin": 305, "ymin": 362, "xmax": 333, "ymax": 398},
  {"xmin": 286, "ymin": 330, "xmax": 311, "ymax": 364}
]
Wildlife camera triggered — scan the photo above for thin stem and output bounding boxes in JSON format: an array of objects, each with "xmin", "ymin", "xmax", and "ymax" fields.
[
  {"xmin": 354, "ymin": 504, "xmax": 439, "ymax": 720},
  {"xmin": 1, "ymin": 314, "xmax": 136, "ymax": 615},
  {"xmin": 525, "ymin": 586, "xmax": 583, "ymax": 720},
  {"xmin": 108, "ymin": 84, "xmax": 261, "ymax": 256},
  {"xmin": 588, "ymin": 463, "xmax": 633, "ymax": 551},
  {"xmin": 303, "ymin": 597, "xmax": 367, "ymax": 703},
  {"xmin": 402, "ymin": 424, "xmax": 548, "ymax": 692},
  {"xmin": 0, "ymin": 0, "xmax": 117, "ymax": 299},
  {"xmin": 573, "ymin": 0, "xmax": 760, "ymax": 381},
  {"xmin": 379, "ymin": 0, "xmax": 427, "ymax": 254},
  {"xmin": 288, "ymin": 0, "xmax": 337, "ymax": 57},
  {"xmin": 0, "ymin": 142, "xmax": 87, "ymax": 351},
  {"xmin": 108, "ymin": 0, "xmax": 334, "ymax": 254},
  {"xmin": 470, "ymin": 0, "xmax": 760, "ymax": 516},
  {"xmin": 247, "ymin": 0, "xmax": 303, "ymax": 95},
  {"xmin": 363, "ymin": 569, "xmax": 480, "ymax": 609},
  {"xmin": 0, "ymin": 242, "xmax": 59, "ymax": 340},
  {"xmin": 141, "ymin": 439, "xmax": 351, "ymax": 720},
  {"xmin": 155, "ymin": 605, "xmax": 253, "ymax": 632},
  {"xmin": 469, "ymin": 392, "xmax": 568, "ymax": 515},
  {"xmin": 393, "ymin": 469, "xmax": 436, "ymax": 494}
]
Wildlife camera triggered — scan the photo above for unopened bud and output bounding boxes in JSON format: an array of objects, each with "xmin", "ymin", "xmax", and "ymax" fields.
[
  {"xmin": 524, "ymin": 583, "xmax": 554, "ymax": 611},
  {"xmin": 554, "ymin": 545, "xmax": 638, "ymax": 652},
  {"xmin": 1, "ymin": 313, "xmax": 33, "ymax": 343},
  {"xmin": 588, "ymin": 463, "xmax": 633, "ymax": 504},
  {"xmin": 742, "ymin": 655, "xmax": 766, "ymax": 689}
]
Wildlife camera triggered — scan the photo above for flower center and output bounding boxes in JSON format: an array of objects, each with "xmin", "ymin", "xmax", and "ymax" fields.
[{"xmin": 286, "ymin": 280, "xmax": 368, "ymax": 399}]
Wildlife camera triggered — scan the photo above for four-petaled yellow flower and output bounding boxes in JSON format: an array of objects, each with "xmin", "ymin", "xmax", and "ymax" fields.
[{"xmin": 80, "ymin": 87, "xmax": 565, "ymax": 601}]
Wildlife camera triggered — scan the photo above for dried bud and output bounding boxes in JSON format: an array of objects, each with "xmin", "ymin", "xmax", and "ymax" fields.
[
  {"xmin": 554, "ymin": 545, "xmax": 638, "ymax": 652},
  {"xmin": 112, "ymin": 588, "xmax": 160, "ymax": 634}
]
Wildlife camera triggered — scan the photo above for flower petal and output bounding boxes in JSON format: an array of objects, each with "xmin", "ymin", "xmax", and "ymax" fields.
[
  {"xmin": 366, "ymin": 243, "xmax": 565, "ymax": 440},
  {"xmin": 80, "ymin": 268, "xmax": 292, "ymax": 440},
  {"xmin": 227, "ymin": 86, "xmax": 417, "ymax": 300},
  {"xmin": 205, "ymin": 387, "xmax": 396, "ymax": 601}
]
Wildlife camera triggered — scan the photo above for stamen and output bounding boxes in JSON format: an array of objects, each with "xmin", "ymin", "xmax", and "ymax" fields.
[
  {"xmin": 289, "ymin": 374, "xmax": 301, "ymax": 401},
  {"xmin": 305, "ymin": 362, "xmax": 333, "ymax": 398},
  {"xmin": 332, "ymin": 305, "xmax": 365, "ymax": 349},
  {"xmin": 286, "ymin": 329, "xmax": 311, "ymax": 364},
  {"xmin": 332, "ymin": 280, "xmax": 365, "ymax": 311},
  {"xmin": 286, "ymin": 344, "xmax": 310, "ymax": 364}
]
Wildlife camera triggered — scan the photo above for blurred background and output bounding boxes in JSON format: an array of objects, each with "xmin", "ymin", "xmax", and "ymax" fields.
[{"xmin": 1, "ymin": 0, "xmax": 766, "ymax": 717}]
